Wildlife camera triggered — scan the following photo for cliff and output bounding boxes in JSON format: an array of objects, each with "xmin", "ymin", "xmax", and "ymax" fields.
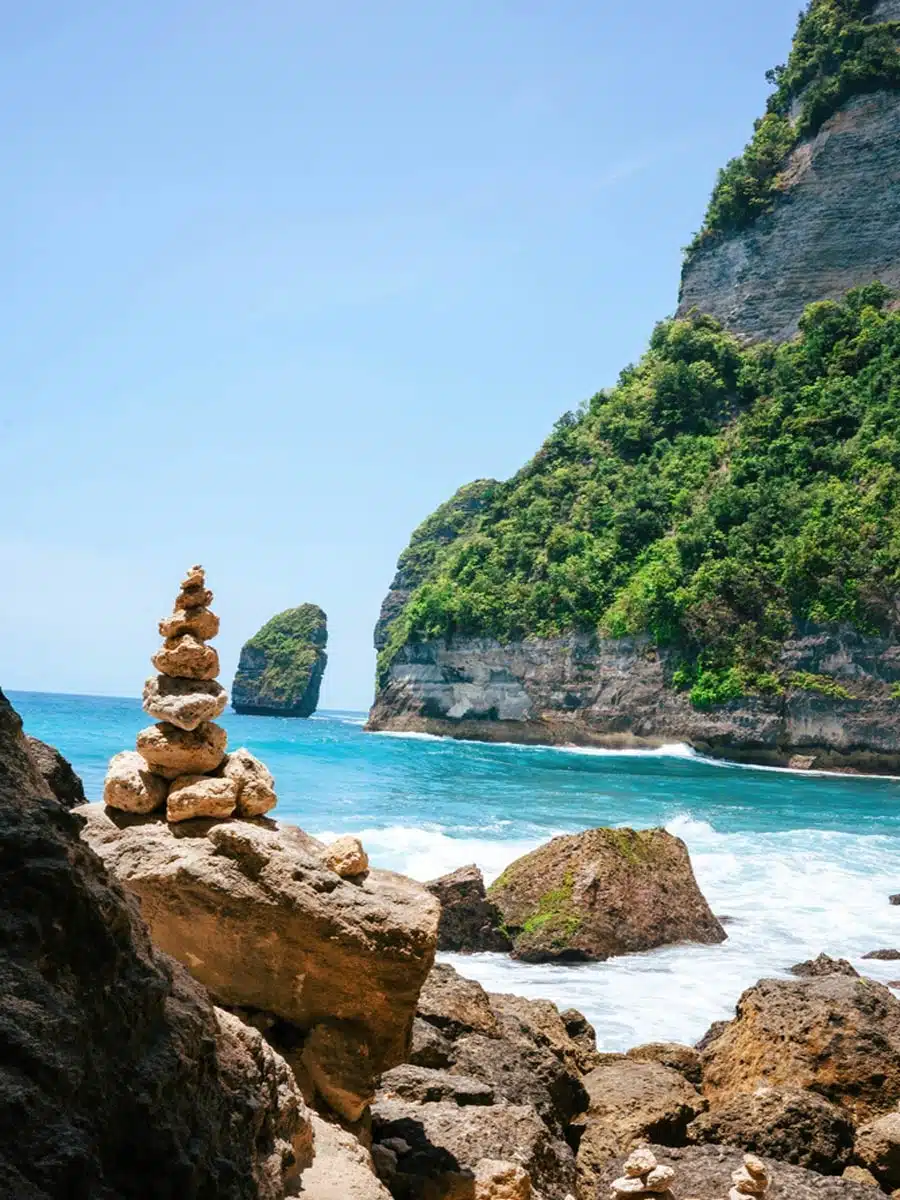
[
  {"xmin": 233, "ymin": 604, "xmax": 328, "ymax": 717},
  {"xmin": 678, "ymin": 0, "xmax": 900, "ymax": 343}
]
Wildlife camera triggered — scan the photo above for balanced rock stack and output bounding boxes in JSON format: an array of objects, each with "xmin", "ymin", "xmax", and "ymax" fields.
[
  {"xmin": 729, "ymin": 1154, "xmax": 770, "ymax": 1200},
  {"xmin": 103, "ymin": 566, "xmax": 278, "ymax": 823},
  {"xmin": 609, "ymin": 1147, "xmax": 676, "ymax": 1199}
]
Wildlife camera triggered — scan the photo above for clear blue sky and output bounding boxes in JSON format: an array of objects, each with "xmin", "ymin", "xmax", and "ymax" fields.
[{"xmin": 1, "ymin": 0, "xmax": 800, "ymax": 711}]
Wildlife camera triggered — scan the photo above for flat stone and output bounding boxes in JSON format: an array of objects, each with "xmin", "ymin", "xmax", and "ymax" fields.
[
  {"xmin": 160, "ymin": 607, "xmax": 220, "ymax": 641},
  {"xmin": 167, "ymin": 775, "xmax": 238, "ymax": 823},
  {"xmin": 219, "ymin": 748, "xmax": 277, "ymax": 817},
  {"xmin": 142, "ymin": 675, "xmax": 227, "ymax": 731},
  {"xmin": 136, "ymin": 721, "xmax": 227, "ymax": 780},
  {"xmin": 322, "ymin": 835, "xmax": 368, "ymax": 878},
  {"xmin": 152, "ymin": 635, "xmax": 220, "ymax": 681},
  {"xmin": 103, "ymin": 749, "xmax": 169, "ymax": 813}
]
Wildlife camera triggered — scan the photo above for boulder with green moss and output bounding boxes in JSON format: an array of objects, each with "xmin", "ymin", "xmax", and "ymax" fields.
[
  {"xmin": 488, "ymin": 827, "xmax": 725, "ymax": 963},
  {"xmin": 232, "ymin": 604, "xmax": 328, "ymax": 717}
]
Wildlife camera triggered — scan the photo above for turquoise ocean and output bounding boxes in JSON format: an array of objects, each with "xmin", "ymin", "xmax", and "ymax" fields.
[{"xmin": 12, "ymin": 689, "xmax": 900, "ymax": 1051}]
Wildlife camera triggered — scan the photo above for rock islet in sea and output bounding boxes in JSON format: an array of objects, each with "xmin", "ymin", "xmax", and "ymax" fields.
[{"xmin": 102, "ymin": 566, "xmax": 277, "ymax": 821}]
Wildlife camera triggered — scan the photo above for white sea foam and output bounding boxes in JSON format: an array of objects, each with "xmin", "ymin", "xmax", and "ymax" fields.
[{"xmin": 312, "ymin": 813, "xmax": 900, "ymax": 1050}]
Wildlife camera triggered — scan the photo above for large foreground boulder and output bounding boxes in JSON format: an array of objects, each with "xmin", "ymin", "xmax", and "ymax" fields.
[
  {"xmin": 699, "ymin": 969, "xmax": 900, "ymax": 1122},
  {"xmin": 426, "ymin": 864, "xmax": 512, "ymax": 952},
  {"xmin": 0, "ymin": 687, "xmax": 311, "ymax": 1199},
  {"xmin": 488, "ymin": 827, "xmax": 725, "ymax": 962},
  {"xmin": 77, "ymin": 804, "xmax": 440, "ymax": 1121},
  {"xmin": 24, "ymin": 733, "xmax": 86, "ymax": 807},
  {"xmin": 594, "ymin": 1144, "xmax": 878, "ymax": 1200}
]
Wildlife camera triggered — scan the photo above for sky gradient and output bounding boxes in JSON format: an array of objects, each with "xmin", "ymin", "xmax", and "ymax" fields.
[{"xmin": 2, "ymin": 1, "xmax": 801, "ymax": 709}]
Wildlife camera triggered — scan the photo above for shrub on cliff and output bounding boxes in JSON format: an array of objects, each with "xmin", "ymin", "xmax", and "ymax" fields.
[{"xmin": 380, "ymin": 286, "xmax": 900, "ymax": 703}]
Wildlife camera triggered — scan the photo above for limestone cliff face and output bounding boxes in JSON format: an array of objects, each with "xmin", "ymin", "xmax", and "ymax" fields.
[
  {"xmin": 677, "ymin": 89, "xmax": 900, "ymax": 343},
  {"xmin": 368, "ymin": 625, "xmax": 900, "ymax": 771}
]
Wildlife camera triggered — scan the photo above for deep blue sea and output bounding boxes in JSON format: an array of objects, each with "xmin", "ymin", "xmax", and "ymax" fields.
[{"xmin": 11, "ymin": 689, "xmax": 900, "ymax": 1051}]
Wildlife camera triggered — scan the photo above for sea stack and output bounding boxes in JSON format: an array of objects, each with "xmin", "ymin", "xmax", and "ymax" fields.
[
  {"xmin": 232, "ymin": 604, "xmax": 328, "ymax": 718},
  {"xmin": 102, "ymin": 566, "xmax": 278, "ymax": 822}
]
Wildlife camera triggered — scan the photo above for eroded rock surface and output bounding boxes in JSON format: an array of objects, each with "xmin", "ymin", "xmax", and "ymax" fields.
[
  {"xmin": 426, "ymin": 864, "xmax": 512, "ymax": 952},
  {"xmin": 0, "ymin": 687, "xmax": 310, "ymax": 1199},
  {"xmin": 24, "ymin": 734, "xmax": 86, "ymax": 807},
  {"xmin": 488, "ymin": 827, "xmax": 725, "ymax": 962}
]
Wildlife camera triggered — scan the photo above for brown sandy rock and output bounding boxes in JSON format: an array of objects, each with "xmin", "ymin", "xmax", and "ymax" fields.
[
  {"xmin": 372, "ymin": 1094, "xmax": 575, "ymax": 1199},
  {"xmin": 159, "ymin": 605, "xmax": 220, "ymax": 641},
  {"xmin": 182, "ymin": 564, "xmax": 206, "ymax": 589},
  {"xmin": 575, "ymin": 1058, "xmax": 706, "ymax": 1195},
  {"xmin": 488, "ymin": 827, "xmax": 725, "ymax": 962},
  {"xmin": 0, "ymin": 686, "xmax": 310, "ymax": 1200},
  {"xmin": 135, "ymin": 720, "xmax": 227, "ymax": 779},
  {"xmin": 167, "ymin": 774, "xmax": 238, "ymax": 823},
  {"xmin": 688, "ymin": 1086, "xmax": 854, "ymax": 1173},
  {"xmin": 176, "ymin": 584, "xmax": 214, "ymax": 610},
  {"xmin": 142, "ymin": 674, "xmax": 228, "ymax": 731},
  {"xmin": 103, "ymin": 749, "xmax": 169, "ymax": 814},
  {"xmin": 301, "ymin": 1018, "xmax": 377, "ymax": 1122},
  {"xmin": 854, "ymin": 1107, "xmax": 900, "ymax": 1189},
  {"xmin": 699, "ymin": 972, "xmax": 900, "ymax": 1122},
  {"xmin": 426, "ymin": 864, "xmax": 512, "ymax": 952},
  {"xmin": 790, "ymin": 954, "xmax": 859, "ymax": 978},
  {"xmin": 77, "ymin": 805, "xmax": 439, "ymax": 1122},
  {"xmin": 841, "ymin": 1165, "xmax": 880, "ymax": 1187},
  {"xmin": 25, "ymin": 735, "xmax": 86, "ymax": 808},
  {"xmin": 322, "ymin": 834, "xmax": 369, "ymax": 878},
  {"xmin": 417, "ymin": 962, "xmax": 500, "ymax": 1038},
  {"xmin": 152, "ymin": 633, "xmax": 220, "ymax": 680},
  {"xmin": 561, "ymin": 1008, "xmax": 600, "ymax": 1073},
  {"xmin": 627, "ymin": 1042, "xmax": 703, "ymax": 1086},
  {"xmin": 300, "ymin": 1113, "xmax": 391, "ymax": 1199},
  {"xmin": 474, "ymin": 1159, "xmax": 532, "ymax": 1199},
  {"xmin": 596, "ymin": 1144, "xmax": 877, "ymax": 1200},
  {"xmin": 380, "ymin": 1064, "xmax": 495, "ymax": 1106},
  {"xmin": 220, "ymin": 747, "xmax": 278, "ymax": 817}
]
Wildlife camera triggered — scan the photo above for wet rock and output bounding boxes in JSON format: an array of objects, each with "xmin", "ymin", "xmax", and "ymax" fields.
[
  {"xmin": 688, "ymin": 1086, "xmax": 854, "ymax": 1173},
  {"xmin": 790, "ymin": 954, "xmax": 860, "ymax": 978},
  {"xmin": 488, "ymin": 827, "xmax": 725, "ymax": 963},
  {"xmin": 862, "ymin": 948, "xmax": 900, "ymax": 961},
  {"xmin": 323, "ymin": 834, "xmax": 369, "ymax": 879},
  {"xmin": 142, "ymin": 674, "xmax": 228, "ymax": 731},
  {"xmin": 102, "ymin": 749, "xmax": 169, "ymax": 814},
  {"xmin": 699, "ymin": 971, "xmax": 900, "ymax": 1122},
  {"xmin": 627, "ymin": 1043, "xmax": 703, "ymax": 1086},
  {"xmin": 854, "ymin": 1106, "xmax": 900, "ymax": 1189},
  {"xmin": 425, "ymin": 864, "xmax": 512, "ymax": 952},
  {"xmin": 77, "ymin": 804, "xmax": 439, "ymax": 1123},
  {"xmin": 0, "ymin": 687, "xmax": 310, "ymax": 1199},
  {"xmin": 167, "ymin": 773, "xmax": 238, "ymax": 823},
  {"xmin": 25, "ymin": 735, "xmax": 86, "ymax": 808},
  {"xmin": 890, "ymin": 894, "xmax": 900, "ymax": 906},
  {"xmin": 574, "ymin": 1058, "xmax": 706, "ymax": 1195},
  {"xmin": 135, "ymin": 720, "xmax": 228, "ymax": 779}
]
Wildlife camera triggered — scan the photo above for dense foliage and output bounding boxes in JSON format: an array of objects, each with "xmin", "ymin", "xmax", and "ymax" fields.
[
  {"xmin": 689, "ymin": 0, "xmax": 900, "ymax": 251},
  {"xmin": 235, "ymin": 604, "xmax": 327, "ymax": 709},
  {"xmin": 393, "ymin": 480, "xmax": 497, "ymax": 590},
  {"xmin": 380, "ymin": 287, "xmax": 900, "ymax": 706}
]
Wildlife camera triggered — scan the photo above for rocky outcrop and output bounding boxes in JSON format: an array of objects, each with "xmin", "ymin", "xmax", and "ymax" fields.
[
  {"xmin": 24, "ymin": 734, "xmax": 86, "ymax": 807},
  {"xmin": 487, "ymin": 827, "xmax": 725, "ymax": 963},
  {"xmin": 596, "ymin": 1144, "xmax": 878, "ymax": 1200},
  {"xmin": 77, "ymin": 804, "xmax": 439, "ymax": 1122},
  {"xmin": 368, "ymin": 624, "xmax": 900, "ymax": 771},
  {"xmin": 854, "ymin": 1104, "xmax": 900, "ymax": 1190},
  {"xmin": 232, "ymin": 603, "xmax": 328, "ymax": 717},
  {"xmin": 698, "ymin": 969, "xmax": 900, "ymax": 1123},
  {"xmin": 104, "ymin": 565, "xmax": 277, "ymax": 821},
  {"xmin": 426, "ymin": 864, "xmax": 512, "ymax": 952},
  {"xmin": 0, "ymin": 686, "xmax": 310, "ymax": 1199}
]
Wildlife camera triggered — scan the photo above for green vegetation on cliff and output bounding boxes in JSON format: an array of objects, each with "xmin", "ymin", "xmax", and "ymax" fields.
[
  {"xmin": 689, "ymin": 0, "xmax": 900, "ymax": 252},
  {"xmin": 380, "ymin": 286, "xmax": 900, "ymax": 705},
  {"xmin": 233, "ymin": 604, "xmax": 328, "ymax": 717}
]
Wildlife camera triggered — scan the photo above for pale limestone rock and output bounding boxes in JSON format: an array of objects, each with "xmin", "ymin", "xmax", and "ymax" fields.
[
  {"xmin": 645, "ymin": 1164, "xmax": 675, "ymax": 1192},
  {"xmin": 474, "ymin": 1158, "xmax": 532, "ymax": 1199},
  {"xmin": 300, "ymin": 1113, "xmax": 391, "ymax": 1199},
  {"xmin": 221, "ymin": 747, "xmax": 277, "ymax": 817},
  {"xmin": 625, "ymin": 1148, "xmax": 658, "ymax": 1178},
  {"xmin": 167, "ymin": 774, "xmax": 238, "ymax": 823},
  {"xmin": 102, "ymin": 749, "xmax": 168, "ymax": 813},
  {"xmin": 160, "ymin": 606, "xmax": 220, "ymax": 641},
  {"xmin": 136, "ymin": 721, "xmax": 227, "ymax": 780},
  {"xmin": 152, "ymin": 634, "xmax": 220, "ymax": 681},
  {"xmin": 323, "ymin": 835, "xmax": 369, "ymax": 878},
  {"xmin": 142, "ymin": 675, "xmax": 227, "ymax": 731},
  {"xmin": 176, "ymin": 585, "xmax": 214, "ymax": 611},
  {"xmin": 611, "ymin": 1179, "xmax": 649, "ymax": 1196}
]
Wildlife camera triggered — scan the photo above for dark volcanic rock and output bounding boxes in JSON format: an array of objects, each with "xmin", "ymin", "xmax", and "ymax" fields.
[
  {"xmin": 688, "ymin": 1086, "xmax": 855, "ymax": 1174},
  {"xmin": 232, "ymin": 603, "xmax": 328, "ymax": 717},
  {"xmin": 0, "ymin": 687, "xmax": 310, "ymax": 1200},
  {"xmin": 700, "ymin": 970, "xmax": 900, "ymax": 1122},
  {"xmin": 595, "ymin": 1143, "xmax": 878, "ymax": 1200},
  {"xmin": 425, "ymin": 863, "xmax": 511, "ymax": 952},
  {"xmin": 25, "ymin": 733, "xmax": 86, "ymax": 807},
  {"xmin": 891, "ymin": 893, "xmax": 900, "ymax": 905},
  {"xmin": 488, "ymin": 826, "xmax": 725, "ymax": 962}
]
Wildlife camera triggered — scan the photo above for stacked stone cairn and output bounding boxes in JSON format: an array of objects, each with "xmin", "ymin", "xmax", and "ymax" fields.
[
  {"xmin": 729, "ymin": 1154, "xmax": 770, "ymax": 1200},
  {"xmin": 609, "ymin": 1147, "xmax": 676, "ymax": 1199},
  {"xmin": 103, "ymin": 566, "xmax": 278, "ymax": 823}
]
